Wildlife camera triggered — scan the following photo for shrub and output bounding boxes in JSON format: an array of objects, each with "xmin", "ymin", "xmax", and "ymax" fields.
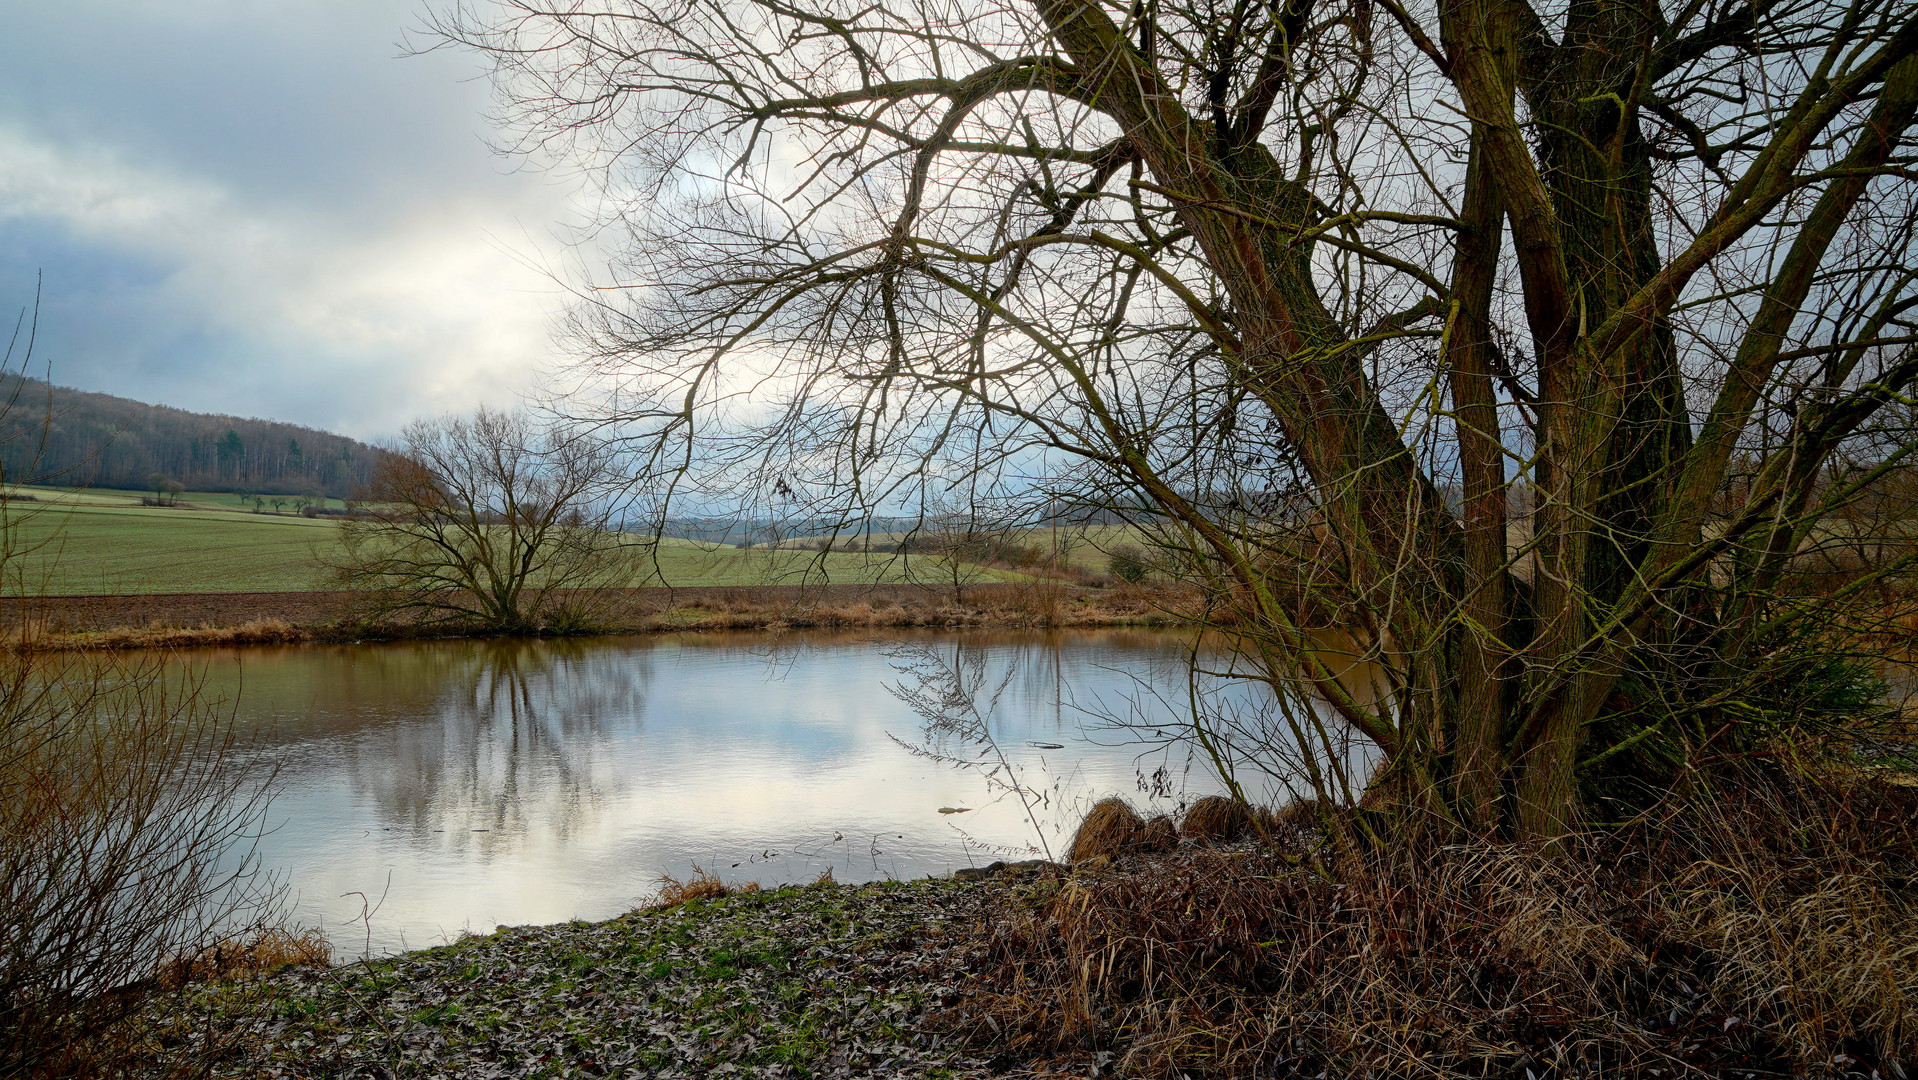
[
  {"xmin": 0, "ymin": 650, "xmax": 277, "ymax": 1077},
  {"xmin": 1105, "ymin": 545, "xmax": 1151, "ymax": 584}
]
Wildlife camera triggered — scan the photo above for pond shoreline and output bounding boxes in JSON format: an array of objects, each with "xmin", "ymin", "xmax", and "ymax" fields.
[
  {"xmin": 4, "ymin": 582, "xmax": 1195, "ymax": 651},
  {"xmin": 64, "ymin": 627, "xmax": 1227, "ymax": 959},
  {"xmin": 115, "ymin": 790, "xmax": 1918, "ymax": 1080},
  {"xmin": 140, "ymin": 875, "xmax": 1027, "ymax": 1079}
]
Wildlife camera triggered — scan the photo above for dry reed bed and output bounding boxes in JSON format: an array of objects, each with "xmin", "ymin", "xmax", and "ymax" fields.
[
  {"xmin": 10, "ymin": 617, "xmax": 314, "ymax": 652},
  {"xmin": 156, "ymin": 928, "xmax": 334, "ymax": 991},
  {"xmin": 620, "ymin": 589, "xmax": 1186, "ymax": 633},
  {"xmin": 943, "ymin": 776, "xmax": 1918, "ymax": 1079}
]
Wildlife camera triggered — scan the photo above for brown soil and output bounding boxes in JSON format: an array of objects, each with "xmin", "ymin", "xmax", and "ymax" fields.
[
  {"xmin": 2, "ymin": 582, "xmax": 1193, "ymax": 650},
  {"xmin": 1, "ymin": 592, "xmax": 359, "ymax": 634}
]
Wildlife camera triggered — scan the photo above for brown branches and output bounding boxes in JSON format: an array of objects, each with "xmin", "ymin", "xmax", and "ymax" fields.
[
  {"xmin": 440, "ymin": 0, "xmax": 1918, "ymax": 842},
  {"xmin": 332, "ymin": 409, "xmax": 638, "ymax": 632}
]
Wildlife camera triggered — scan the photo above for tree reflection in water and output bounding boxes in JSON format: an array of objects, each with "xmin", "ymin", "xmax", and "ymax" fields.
[
  {"xmin": 338, "ymin": 639, "xmax": 652, "ymax": 856},
  {"xmin": 171, "ymin": 630, "xmax": 1249, "ymax": 954}
]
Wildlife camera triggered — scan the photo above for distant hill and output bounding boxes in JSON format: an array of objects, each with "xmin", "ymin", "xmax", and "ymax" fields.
[{"xmin": 0, "ymin": 377, "xmax": 381, "ymax": 498}]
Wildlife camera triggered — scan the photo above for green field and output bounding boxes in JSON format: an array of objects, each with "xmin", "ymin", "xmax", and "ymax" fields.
[
  {"xmin": 0, "ymin": 486, "xmax": 339, "ymax": 594},
  {"xmin": 626, "ymin": 539, "xmax": 1025, "ymax": 588},
  {"xmin": 764, "ymin": 523, "xmax": 1156, "ymax": 571},
  {"xmin": 0, "ymin": 486, "xmax": 1025, "ymax": 595}
]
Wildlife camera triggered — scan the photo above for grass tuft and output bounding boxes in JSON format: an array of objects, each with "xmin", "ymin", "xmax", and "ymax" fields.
[
  {"xmin": 157, "ymin": 927, "xmax": 333, "ymax": 990},
  {"xmin": 1178, "ymin": 794, "xmax": 1256, "ymax": 842},
  {"xmin": 1065, "ymin": 797, "xmax": 1179, "ymax": 864},
  {"xmin": 652, "ymin": 865, "xmax": 763, "ymax": 909}
]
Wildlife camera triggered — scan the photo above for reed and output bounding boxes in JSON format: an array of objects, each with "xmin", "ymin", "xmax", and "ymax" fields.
[{"xmin": 950, "ymin": 769, "xmax": 1918, "ymax": 1077}]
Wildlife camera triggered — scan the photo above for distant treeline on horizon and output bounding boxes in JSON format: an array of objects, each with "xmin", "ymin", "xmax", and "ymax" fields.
[
  {"xmin": 0, "ymin": 376, "xmax": 382, "ymax": 499},
  {"xmin": 655, "ymin": 503, "xmax": 1147, "ymax": 545}
]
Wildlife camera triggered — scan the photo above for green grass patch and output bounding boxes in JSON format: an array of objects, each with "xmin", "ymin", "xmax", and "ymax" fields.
[
  {"xmin": 134, "ymin": 878, "xmax": 998, "ymax": 1077},
  {"xmin": 0, "ymin": 486, "xmax": 1022, "ymax": 595},
  {"xmin": 2, "ymin": 492, "xmax": 342, "ymax": 593}
]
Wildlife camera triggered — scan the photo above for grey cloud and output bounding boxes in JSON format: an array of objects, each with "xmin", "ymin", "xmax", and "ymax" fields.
[{"xmin": 0, "ymin": 0, "xmax": 575, "ymax": 439}]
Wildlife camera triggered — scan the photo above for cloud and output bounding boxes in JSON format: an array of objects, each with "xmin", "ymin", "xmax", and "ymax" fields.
[{"xmin": 0, "ymin": 0, "xmax": 579, "ymax": 440}]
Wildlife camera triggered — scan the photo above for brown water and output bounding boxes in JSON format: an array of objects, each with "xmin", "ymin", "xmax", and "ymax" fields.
[{"xmin": 183, "ymin": 629, "xmax": 1270, "ymax": 955}]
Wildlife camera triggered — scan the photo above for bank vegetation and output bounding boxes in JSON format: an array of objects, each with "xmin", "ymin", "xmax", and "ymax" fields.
[{"xmin": 0, "ymin": 298, "xmax": 284, "ymax": 1078}]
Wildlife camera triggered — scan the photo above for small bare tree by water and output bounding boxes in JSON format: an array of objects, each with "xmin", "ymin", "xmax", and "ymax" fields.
[{"xmin": 334, "ymin": 409, "xmax": 638, "ymax": 632}]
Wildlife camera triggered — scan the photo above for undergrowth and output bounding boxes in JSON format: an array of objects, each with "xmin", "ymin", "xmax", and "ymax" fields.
[
  {"xmin": 156, "ymin": 927, "xmax": 332, "ymax": 990},
  {"xmin": 943, "ymin": 769, "xmax": 1918, "ymax": 1078}
]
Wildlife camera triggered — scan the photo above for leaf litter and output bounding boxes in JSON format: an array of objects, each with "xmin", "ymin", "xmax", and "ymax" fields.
[{"xmin": 152, "ymin": 877, "xmax": 1016, "ymax": 1079}]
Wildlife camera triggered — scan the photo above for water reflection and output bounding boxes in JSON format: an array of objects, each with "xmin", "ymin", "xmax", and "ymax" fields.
[
  {"xmin": 181, "ymin": 630, "xmax": 1251, "ymax": 954},
  {"xmin": 338, "ymin": 639, "xmax": 649, "ymax": 855}
]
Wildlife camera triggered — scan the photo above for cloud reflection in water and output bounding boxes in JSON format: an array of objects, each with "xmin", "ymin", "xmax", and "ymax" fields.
[{"xmin": 182, "ymin": 629, "xmax": 1253, "ymax": 954}]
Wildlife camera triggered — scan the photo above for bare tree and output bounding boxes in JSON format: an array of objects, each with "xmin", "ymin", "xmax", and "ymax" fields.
[
  {"xmin": 436, "ymin": 0, "xmax": 1918, "ymax": 840},
  {"xmin": 902, "ymin": 499, "xmax": 996, "ymax": 601},
  {"xmin": 334, "ymin": 408, "xmax": 637, "ymax": 632}
]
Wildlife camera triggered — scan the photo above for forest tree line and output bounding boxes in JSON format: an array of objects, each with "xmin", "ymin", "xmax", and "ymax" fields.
[{"xmin": 0, "ymin": 376, "xmax": 380, "ymax": 497}]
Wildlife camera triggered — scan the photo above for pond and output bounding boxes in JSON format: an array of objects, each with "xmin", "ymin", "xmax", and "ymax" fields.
[{"xmin": 182, "ymin": 629, "xmax": 1277, "ymax": 955}]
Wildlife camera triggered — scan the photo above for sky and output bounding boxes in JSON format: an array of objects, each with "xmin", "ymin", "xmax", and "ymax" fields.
[{"xmin": 0, "ymin": 0, "xmax": 579, "ymax": 441}]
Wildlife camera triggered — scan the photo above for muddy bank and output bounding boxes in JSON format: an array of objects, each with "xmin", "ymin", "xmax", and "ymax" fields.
[
  {"xmin": 4, "ymin": 582, "xmax": 1192, "ymax": 650},
  {"xmin": 2, "ymin": 591, "xmax": 357, "ymax": 633}
]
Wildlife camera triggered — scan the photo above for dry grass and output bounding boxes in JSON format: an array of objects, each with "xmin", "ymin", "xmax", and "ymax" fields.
[
  {"xmin": 1139, "ymin": 813, "xmax": 1178, "ymax": 853},
  {"xmin": 651, "ymin": 865, "xmax": 763, "ymax": 909},
  {"xmin": 1065, "ymin": 798, "xmax": 1145, "ymax": 863},
  {"xmin": 1065, "ymin": 798, "xmax": 1179, "ymax": 864},
  {"xmin": 13, "ymin": 617, "xmax": 312, "ymax": 652},
  {"xmin": 156, "ymin": 927, "xmax": 332, "ymax": 990},
  {"xmin": 4, "ymin": 582, "xmax": 1200, "ymax": 652},
  {"xmin": 618, "ymin": 583, "xmax": 1195, "ymax": 634},
  {"xmin": 1178, "ymin": 795, "xmax": 1255, "ymax": 842},
  {"xmin": 947, "ymin": 771, "xmax": 1918, "ymax": 1078},
  {"xmin": 1651, "ymin": 775, "xmax": 1918, "ymax": 1067}
]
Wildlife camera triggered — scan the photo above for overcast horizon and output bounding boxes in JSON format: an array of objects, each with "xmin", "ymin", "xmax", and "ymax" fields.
[{"xmin": 0, "ymin": 0, "xmax": 579, "ymax": 442}]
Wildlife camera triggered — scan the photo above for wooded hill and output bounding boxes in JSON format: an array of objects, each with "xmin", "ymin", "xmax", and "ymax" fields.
[{"xmin": 0, "ymin": 376, "xmax": 381, "ymax": 498}]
